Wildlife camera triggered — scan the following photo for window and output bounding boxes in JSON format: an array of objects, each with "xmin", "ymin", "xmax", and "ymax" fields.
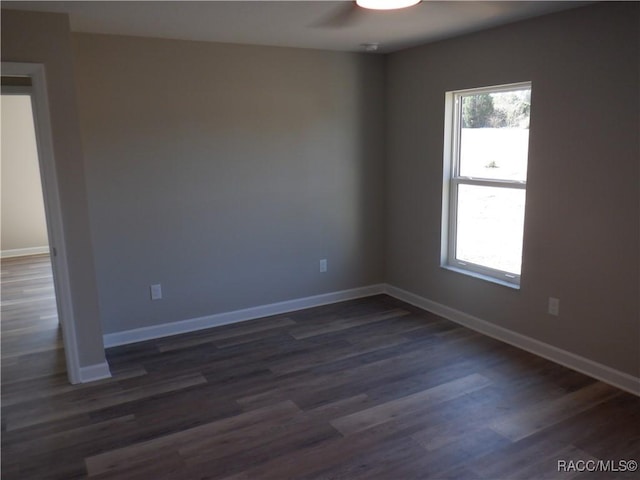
[{"xmin": 442, "ymin": 82, "xmax": 531, "ymax": 287}]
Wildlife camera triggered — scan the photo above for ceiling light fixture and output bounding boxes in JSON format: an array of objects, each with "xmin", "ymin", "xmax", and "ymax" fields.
[{"xmin": 356, "ymin": 0, "xmax": 421, "ymax": 10}]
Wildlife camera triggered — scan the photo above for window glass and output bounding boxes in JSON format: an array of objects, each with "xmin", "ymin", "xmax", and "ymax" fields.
[
  {"xmin": 459, "ymin": 89, "xmax": 530, "ymax": 182},
  {"xmin": 456, "ymin": 185, "xmax": 526, "ymax": 275},
  {"xmin": 442, "ymin": 82, "xmax": 532, "ymax": 286}
]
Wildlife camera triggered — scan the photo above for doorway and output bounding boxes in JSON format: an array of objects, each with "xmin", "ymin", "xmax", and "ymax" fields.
[
  {"xmin": 1, "ymin": 82, "xmax": 67, "ymax": 385},
  {"xmin": 1, "ymin": 63, "xmax": 82, "ymax": 384}
]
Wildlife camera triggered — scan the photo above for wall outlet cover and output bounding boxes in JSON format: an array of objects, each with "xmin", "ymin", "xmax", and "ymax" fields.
[{"xmin": 150, "ymin": 284, "xmax": 162, "ymax": 300}]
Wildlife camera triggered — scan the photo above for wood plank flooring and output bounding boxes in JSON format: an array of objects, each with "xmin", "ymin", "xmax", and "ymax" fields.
[
  {"xmin": 1, "ymin": 254, "xmax": 65, "ymax": 386},
  {"xmin": 2, "ymin": 255, "xmax": 639, "ymax": 479}
]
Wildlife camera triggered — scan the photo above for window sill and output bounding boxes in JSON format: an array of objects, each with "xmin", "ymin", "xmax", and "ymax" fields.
[{"xmin": 441, "ymin": 265, "xmax": 521, "ymax": 290}]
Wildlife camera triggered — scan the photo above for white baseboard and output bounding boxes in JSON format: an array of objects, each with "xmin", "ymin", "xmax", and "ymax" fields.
[
  {"xmin": 1, "ymin": 246, "xmax": 49, "ymax": 258},
  {"xmin": 79, "ymin": 361, "xmax": 112, "ymax": 383},
  {"xmin": 103, "ymin": 284, "xmax": 386, "ymax": 348},
  {"xmin": 100, "ymin": 281, "xmax": 638, "ymax": 396},
  {"xmin": 384, "ymin": 284, "xmax": 640, "ymax": 396}
]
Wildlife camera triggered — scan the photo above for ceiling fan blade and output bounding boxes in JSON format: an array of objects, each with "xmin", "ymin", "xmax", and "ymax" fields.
[{"xmin": 312, "ymin": 2, "xmax": 363, "ymax": 29}]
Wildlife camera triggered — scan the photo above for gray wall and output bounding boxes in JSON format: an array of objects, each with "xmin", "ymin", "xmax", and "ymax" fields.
[
  {"xmin": 1, "ymin": 10, "xmax": 106, "ymax": 367},
  {"xmin": 72, "ymin": 34, "xmax": 386, "ymax": 334},
  {"xmin": 1, "ymin": 94, "xmax": 49, "ymax": 254},
  {"xmin": 3, "ymin": 3, "xmax": 637, "ymax": 380},
  {"xmin": 386, "ymin": 2, "xmax": 639, "ymax": 376}
]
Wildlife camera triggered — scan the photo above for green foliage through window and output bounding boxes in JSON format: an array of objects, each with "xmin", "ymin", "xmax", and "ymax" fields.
[{"xmin": 462, "ymin": 89, "xmax": 530, "ymax": 129}]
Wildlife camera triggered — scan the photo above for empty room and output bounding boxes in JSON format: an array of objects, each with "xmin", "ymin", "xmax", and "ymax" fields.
[{"xmin": 1, "ymin": 1, "xmax": 638, "ymax": 478}]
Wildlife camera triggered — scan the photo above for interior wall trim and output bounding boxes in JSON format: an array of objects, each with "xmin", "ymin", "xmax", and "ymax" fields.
[
  {"xmin": 78, "ymin": 361, "xmax": 111, "ymax": 383},
  {"xmin": 101, "ymin": 281, "xmax": 638, "ymax": 396},
  {"xmin": 103, "ymin": 284, "xmax": 387, "ymax": 348},
  {"xmin": 1, "ymin": 246, "xmax": 50, "ymax": 258},
  {"xmin": 384, "ymin": 284, "xmax": 640, "ymax": 396},
  {"xmin": 2, "ymin": 61, "xmax": 87, "ymax": 385}
]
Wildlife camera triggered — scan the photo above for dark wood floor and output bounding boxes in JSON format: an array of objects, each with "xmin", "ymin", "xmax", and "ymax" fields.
[{"xmin": 2, "ymin": 255, "xmax": 639, "ymax": 479}]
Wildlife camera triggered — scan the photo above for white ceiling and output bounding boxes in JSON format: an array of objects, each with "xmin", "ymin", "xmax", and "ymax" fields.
[{"xmin": 3, "ymin": 1, "xmax": 592, "ymax": 53}]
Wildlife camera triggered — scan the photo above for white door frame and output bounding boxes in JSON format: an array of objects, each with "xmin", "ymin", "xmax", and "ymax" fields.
[{"xmin": 2, "ymin": 61, "xmax": 82, "ymax": 384}]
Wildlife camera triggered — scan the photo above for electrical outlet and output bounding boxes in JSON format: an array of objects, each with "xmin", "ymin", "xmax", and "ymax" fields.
[
  {"xmin": 319, "ymin": 259, "xmax": 327, "ymax": 273},
  {"xmin": 548, "ymin": 297, "xmax": 559, "ymax": 316},
  {"xmin": 150, "ymin": 284, "xmax": 162, "ymax": 300}
]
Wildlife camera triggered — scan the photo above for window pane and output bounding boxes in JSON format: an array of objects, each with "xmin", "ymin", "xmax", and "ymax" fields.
[
  {"xmin": 459, "ymin": 89, "xmax": 530, "ymax": 181},
  {"xmin": 456, "ymin": 185, "xmax": 525, "ymax": 275}
]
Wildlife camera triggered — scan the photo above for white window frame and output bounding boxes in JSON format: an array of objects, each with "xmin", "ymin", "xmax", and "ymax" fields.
[{"xmin": 441, "ymin": 81, "xmax": 531, "ymax": 288}]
